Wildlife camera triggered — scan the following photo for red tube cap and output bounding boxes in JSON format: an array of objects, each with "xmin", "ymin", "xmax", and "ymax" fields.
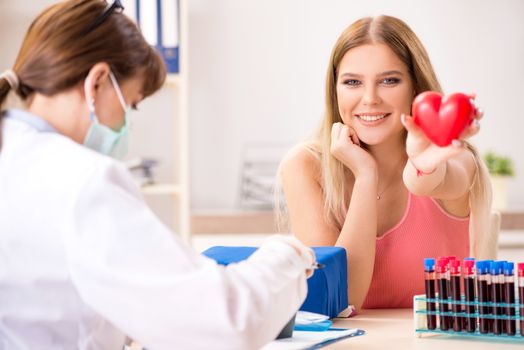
[
  {"xmin": 450, "ymin": 259, "xmax": 461, "ymax": 274},
  {"xmin": 518, "ymin": 263, "xmax": 524, "ymax": 277},
  {"xmin": 437, "ymin": 258, "xmax": 448, "ymax": 273},
  {"xmin": 463, "ymin": 259, "xmax": 475, "ymax": 275}
]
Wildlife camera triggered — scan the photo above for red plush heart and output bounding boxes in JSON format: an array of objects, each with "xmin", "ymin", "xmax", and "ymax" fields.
[{"xmin": 412, "ymin": 92, "xmax": 475, "ymax": 147}]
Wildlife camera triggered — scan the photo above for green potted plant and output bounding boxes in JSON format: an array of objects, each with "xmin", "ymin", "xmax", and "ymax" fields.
[{"xmin": 484, "ymin": 151, "xmax": 515, "ymax": 211}]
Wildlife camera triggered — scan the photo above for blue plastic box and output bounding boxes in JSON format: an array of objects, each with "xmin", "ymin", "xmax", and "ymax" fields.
[{"xmin": 202, "ymin": 246, "xmax": 348, "ymax": 318}]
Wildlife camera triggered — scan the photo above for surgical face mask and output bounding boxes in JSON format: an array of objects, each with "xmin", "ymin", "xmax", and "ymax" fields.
[{"xmin": 83, "ymin": 71, "xmax": 131, "ymax": 159}]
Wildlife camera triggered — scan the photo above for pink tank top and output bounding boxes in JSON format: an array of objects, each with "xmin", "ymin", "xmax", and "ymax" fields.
[{"xmin": 362, "ymin": 192, "xmax": 469, "ymax": 309}]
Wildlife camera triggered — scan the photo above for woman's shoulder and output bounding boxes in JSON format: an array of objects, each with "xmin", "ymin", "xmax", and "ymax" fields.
[{"xmin": 280, "ymin": 142, "xmax": 322, "ymax": 181}]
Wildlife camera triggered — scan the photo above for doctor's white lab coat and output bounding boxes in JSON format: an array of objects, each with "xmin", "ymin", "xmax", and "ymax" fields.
[{"xmin": 0, "ymin": 110, "xmax": 309, "ymax": 350}]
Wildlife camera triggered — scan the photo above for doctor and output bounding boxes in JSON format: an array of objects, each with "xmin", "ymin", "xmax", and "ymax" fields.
[{"xmin": 0, "ymin": 1, "xmax": 315, "ymax": 349}]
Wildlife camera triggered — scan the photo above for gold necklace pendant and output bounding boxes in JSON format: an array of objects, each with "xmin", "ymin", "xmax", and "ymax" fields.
[{"xmin": 377, "ymin": 170, "xmax": 403, "ymax": 200}]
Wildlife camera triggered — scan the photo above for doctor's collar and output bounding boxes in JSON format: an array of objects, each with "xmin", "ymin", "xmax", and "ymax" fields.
[{"xmin": 4, "ymin": 109, "xmax": 58, "ymax": 134}]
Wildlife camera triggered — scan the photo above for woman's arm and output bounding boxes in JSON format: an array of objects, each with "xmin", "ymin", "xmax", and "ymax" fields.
[
  {"xmin": 401, "ymin": 111, "xmax": 481, "ymax": 215},
  {"xmin": 403, "ymin": 149, "xmax": 476, "ymax": 211},
  {"xmin": 335, "ymin": 174, "xmax": 378, "ymax": 310},
  {"xmin": 281, "ymin": 124, "xmax": 380, "ymax": 310}
]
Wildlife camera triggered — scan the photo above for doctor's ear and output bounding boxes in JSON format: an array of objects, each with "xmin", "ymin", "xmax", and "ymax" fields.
[{"xmin": 83, "ymin": 62, "xmax": 111, "ymax": 103}]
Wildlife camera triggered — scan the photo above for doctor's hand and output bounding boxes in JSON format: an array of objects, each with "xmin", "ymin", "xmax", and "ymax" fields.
[
  {"xmin": 330, "ymin": 122, "xmax": 377, "ymax": 178},
  {"xmin": 402, "ymin": 94, "xmax": 483, "ymax": 173},
  {"xmin": 264, "ymin": 235, "xmax": 316, "ymax": 278}
]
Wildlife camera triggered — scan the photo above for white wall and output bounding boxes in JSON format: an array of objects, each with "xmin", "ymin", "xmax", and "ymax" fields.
[
  {"xmin": 0, "ymin": 2, "xmax": 39, "ymax": 70},
  {"xmin": 2, "ymin": 0, "xmax": 523, "ymax": 211}
]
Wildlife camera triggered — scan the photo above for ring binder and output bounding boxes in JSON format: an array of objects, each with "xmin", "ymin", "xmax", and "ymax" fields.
[{"xmin": 123, "ymin": 0, "xmax": 180, "ymax": 73}]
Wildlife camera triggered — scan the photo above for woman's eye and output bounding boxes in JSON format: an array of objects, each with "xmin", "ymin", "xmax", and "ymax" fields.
[
  {"xmin": 382, "ymin": 77, "xmax": 400, "ymax": 85},
  {"xmin": 343, "ymin": 79, "xmax": 361, "ymax": 87}
]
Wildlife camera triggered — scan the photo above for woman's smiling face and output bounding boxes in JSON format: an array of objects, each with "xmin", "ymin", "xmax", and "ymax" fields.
[{"xmin": 336, "ymin": 43, "xmax": 414, "ymax": 146}]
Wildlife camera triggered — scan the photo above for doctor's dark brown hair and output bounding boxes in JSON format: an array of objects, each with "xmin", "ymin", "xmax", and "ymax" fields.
[{"xmin": 0, "ymin": 0, "xmax": 166, "ymax": 147}]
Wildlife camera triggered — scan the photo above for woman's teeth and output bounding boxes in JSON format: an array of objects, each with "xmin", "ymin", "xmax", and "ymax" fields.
[{"xmin": 357, "ymin": 114, "xmax": 388, "ymax": 122}]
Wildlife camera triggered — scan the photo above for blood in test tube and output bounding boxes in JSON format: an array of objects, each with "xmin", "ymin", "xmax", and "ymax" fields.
[
  {"xmin": 503, "ymin": 262, "xmax": 516, "ymax": 336},
  {"xmin": 424, "ymin": 258, "xmax": 437, "ymax": 330},
  {"xmin": 450, "ymin": 259, "xmax": 462, "ymax": 331},
  {"xmin": 518, "ymin": 263, "xmax": 524, "ymax": 337},
  {"xmin": 437, "ymin": 257, "xmax": 450, "ymax": 331},
  {"xmin": 476, "ymin": 260, "xmax": 490, "ymax": 334},
  {"xmin": 490, "ymin": 261, "xmax": 503, "ymax": 335},
  {"xmin": 500, "ymin": 261, "xmax": 508, "ymax": 334},
  {"xmin": 485, "ymin": 260, "xmax": 494, "ymax": 332},
  {"xmin": 463, "ymin": 258, "xmax": 476, "ymax": 333}
]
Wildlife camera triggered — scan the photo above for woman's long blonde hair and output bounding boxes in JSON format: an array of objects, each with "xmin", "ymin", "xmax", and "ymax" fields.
[{"xmin": 279, "ymin": 15, "xmax": 494, "ymax": 259}]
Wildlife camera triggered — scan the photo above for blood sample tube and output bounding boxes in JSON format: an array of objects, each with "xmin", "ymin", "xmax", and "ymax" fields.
[
  {"xmin": 486, "ymin": 259, "xmax": 494, "ymax": 332},
  {"xmin": 424, "ymin": 258, "xmax": 437, "ymax": 330},
  {"xmin": 476, "ymin": 260, "xmax": 490, "ymax": 334},
  {"xmin": 450, "ymin": 259, "xmax": 462, "ymax": 331},
  {"xmin": 504, "ymin": 262, "xmax": 516, "ymax": 336},
  {"xmin": 463, "ymin": 258, "xmax": 476, "ymax": 333},
  {"xmin": 500, "ymin": 261, "xmax": 508, "ymax": 334},
  {"xmin": 518, "ymin": 263, "xmax": 524, "ymax": 337},
  {"xmin": 490, "ymin": 261, "xmax": 503, "ymax": 335},
  {"xmin": 437, "ymin": 257, "xmax": 450, "ymax": 331}
]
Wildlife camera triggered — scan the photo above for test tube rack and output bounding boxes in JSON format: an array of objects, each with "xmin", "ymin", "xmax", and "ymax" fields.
[{"xmin": 413, "ymin": 294, "xmax": 524, "ymax": 342}]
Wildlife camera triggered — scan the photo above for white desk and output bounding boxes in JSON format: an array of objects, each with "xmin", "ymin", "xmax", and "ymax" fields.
[
  {"xmin": 309, "ymin": 308, "xmax": 523, "ymax": 349},
  {"xmin": 130, "ymin": 308, "xmax": 523, "ymax": 349}
]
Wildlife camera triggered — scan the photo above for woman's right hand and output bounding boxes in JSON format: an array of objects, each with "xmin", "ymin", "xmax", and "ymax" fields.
[{"xmin": 330, "ymin": 122, "xmax": 377, "ymax": 178}]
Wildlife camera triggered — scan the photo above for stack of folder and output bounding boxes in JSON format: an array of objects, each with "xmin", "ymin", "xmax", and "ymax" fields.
[{"xmin": 123, "ymin": 0, "xmax": 180, "ymax": 73}]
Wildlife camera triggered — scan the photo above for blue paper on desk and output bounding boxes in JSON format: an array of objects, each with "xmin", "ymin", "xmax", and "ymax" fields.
[
  {"xmin": 262, "ymin": 328, "xmax": 365, "ymax": 350},
  {"xmin": 202, "ymin": 246, "xmax": 348, "ymax": 318}
]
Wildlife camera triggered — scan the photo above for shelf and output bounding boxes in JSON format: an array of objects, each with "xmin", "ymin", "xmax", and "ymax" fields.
[
  {"xmin": 190, "ymin": 210, "xmax": 524, "ymax": 234},
  {"xmin": 123, "ymin": 0, "xmax": 190, "ymax": 242},
  {"xmin": 501, "ymin": 211, "xmax": 524, "ymax": 230},
  {"xmin": 140, "ymin": 183, "xmax": 181, "ymax": 195},
  {"xmin": 191, "ymin": 211, "xmax": 276, "ymax": 234}
]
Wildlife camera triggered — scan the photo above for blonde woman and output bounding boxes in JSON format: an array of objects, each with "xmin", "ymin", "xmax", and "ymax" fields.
[{"xmin": 280, "ymin": 15, "xmax": 494, "ymax": 310}]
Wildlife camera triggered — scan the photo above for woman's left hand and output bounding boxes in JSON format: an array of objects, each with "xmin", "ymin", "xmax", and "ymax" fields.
[{"xmin": 402, "ymin": 93, "xmax": 483, "ymax": 173}]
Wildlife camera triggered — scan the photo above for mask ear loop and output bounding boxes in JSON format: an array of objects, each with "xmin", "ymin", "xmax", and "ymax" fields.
[
  {"xmin": 108, "ymin": 71, "xmax": 128, "ymax": 111},
  {"xmin": 108, "ymin": 71, "xmax": 130, "ymax": 133}
]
